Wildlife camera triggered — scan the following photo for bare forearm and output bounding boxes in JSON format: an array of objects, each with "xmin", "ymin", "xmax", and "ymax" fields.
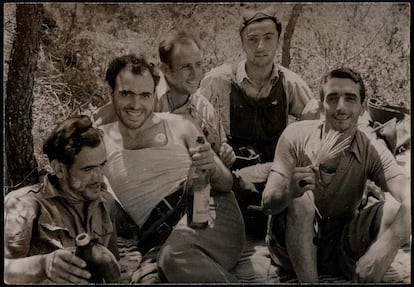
[
  {"xmin": 378, "ymin": 199, "xmax": 411, "ymax": 248},
  {"xmin": 262, "ymin": 174, "xmax": 293, "ymax": 215},
  {"xmin": 355, "ymin": 199, "xmax": 411, "ymax": 282},
  {"xmin": 5, "ymin": 255, "xmax": 48, "ymax": 283}
]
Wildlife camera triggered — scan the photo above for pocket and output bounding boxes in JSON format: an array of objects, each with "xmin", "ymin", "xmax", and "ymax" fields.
[
  {"xmin": 38, "ymin": 223, "xmax": 73, "ymax": 249},
  {"xmin": 93, "ymin": 220, "xmax": 114, "ymax": 247}
]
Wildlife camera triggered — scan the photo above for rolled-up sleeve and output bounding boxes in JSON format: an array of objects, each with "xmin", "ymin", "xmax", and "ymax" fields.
[
  {"xmin": 282, "ymin": 69, "xmax": 320, "ymax": 120},
  {"xmin": 199, "ymin": 70, "xmax": 232, "ymax": 136},
  {"xmin": 4, "ymin": 194, "xmax": 38, "ymax": 258}
]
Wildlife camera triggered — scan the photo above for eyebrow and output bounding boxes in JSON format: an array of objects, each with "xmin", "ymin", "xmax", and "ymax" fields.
[
  {"xmin": 117, "ymin": 89, "xmax": 132, "ymax": 94},
  {"xmin": 247, "ymin": 31, "xmax": 276, "ymax": 37},
  {"xmin": 140, "ymin": 91, "xmax": 153, "ymax": 96},
  {"xmin": 80, "ymin": 160, "xmax": 107, "ymax": 170},
  {"xmin": 118, "ymin": 90, "xmax": 152, "ymax": 96},
  {"xmin": 326, "ymin": 92, "xmax": 358, "ymax": 98}
]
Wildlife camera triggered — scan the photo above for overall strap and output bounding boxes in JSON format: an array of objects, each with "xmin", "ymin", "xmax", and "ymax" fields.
[{"xmin": 229, "ymin": 69, "xmax": 288, "ymax": 163}]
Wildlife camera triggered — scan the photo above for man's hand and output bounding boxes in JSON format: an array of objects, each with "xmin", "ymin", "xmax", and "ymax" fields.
[
  {"xmin": 290, "ymin": 166, "xmax": 318, "ymax": 198},
  {"xmin": 130, "ymin": 261, "xmax": 157, "ymax": 283},
  {"xmin": 44, "ymin": 248, "xmax": 91, "ymax": 283},
  {"xmin": 219, "ymin": 143, "xmax": 235, "ymax": 168},
  {"xmin": 233, "ymin": 163, "xmax": 273, "ymax": 193},
  {"xmin": 189, "ymin": 143, "xmax": 217, "ymax": 175},
  {"xmin": 354, "ymin": 240, "xmax": 398, "ymax": 283}
]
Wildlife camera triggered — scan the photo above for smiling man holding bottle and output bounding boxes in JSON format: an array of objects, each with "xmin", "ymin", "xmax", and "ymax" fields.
[{"xmin": 97, "ymin": 53, "xmax": 245, "ymax": 283}]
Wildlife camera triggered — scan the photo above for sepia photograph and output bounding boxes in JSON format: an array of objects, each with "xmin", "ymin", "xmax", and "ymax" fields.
[{"xmin": 3, "ymin": 2, "xmax": 411, "ymax": 284}]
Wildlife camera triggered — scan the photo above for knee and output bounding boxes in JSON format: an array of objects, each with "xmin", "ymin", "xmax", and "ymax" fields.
[
  {"xmin": 287, "ymin": 193, "xmax": 315, "ymax": 222},
  {"xmin": 157, "ymin": 236, "xmax": 192, "ymax": 279}
]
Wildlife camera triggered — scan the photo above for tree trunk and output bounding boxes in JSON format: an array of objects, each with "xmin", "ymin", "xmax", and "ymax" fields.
[
  {"xmin": 281, "ymin": 4, "xmax": 304, "ymax": 68},
  {"xmin": 5, "ymin": 4, "xmax": 44, "ymax": 192}
]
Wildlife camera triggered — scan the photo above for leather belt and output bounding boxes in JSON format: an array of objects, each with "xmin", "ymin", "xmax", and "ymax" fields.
[{"xmin": 138, "ymin": 187, "xmax": 187, "ymax": 254}]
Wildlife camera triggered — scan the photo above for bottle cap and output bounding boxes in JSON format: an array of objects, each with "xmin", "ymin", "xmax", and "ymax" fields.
[
  {"xmin": 75, "ymin": 233, "xmax": 90, "ymax": 247},
  {"xmin": 196, "ymin": 136, "xmax": 205, "ymax": 144}
]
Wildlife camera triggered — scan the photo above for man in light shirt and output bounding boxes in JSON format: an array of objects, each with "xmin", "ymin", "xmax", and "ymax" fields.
[
  {"xmin": 262, "ymin": 68, "xmax": 410, "ymax": 282},
  {"xmin": 94, "ymin": 29, "xmax": 235, "ymax": 167}
]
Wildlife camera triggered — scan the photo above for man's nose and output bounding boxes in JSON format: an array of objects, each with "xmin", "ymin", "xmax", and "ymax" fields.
[
  {"xmin": 91, "ymin": 166, "xmax": 102, "ymax": 181},
  {"xmin": 336, "ymin": 96, "xmax": 347, "ymax": 111},
  {"xmin": 130, "ymin": 94, "xmax": 142, "ymax": 108},
  {"xmin": 257, "ymin": 39, "xmax": 265, "ymax": 50},
  {"xmin": 189, "ymin": 65, "xmax": 202, "ymax": 80}
]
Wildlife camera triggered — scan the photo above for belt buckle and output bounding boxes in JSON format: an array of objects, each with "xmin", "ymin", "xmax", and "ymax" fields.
[{"xmin": 156, "ymin": 222, "xmax": 171, "ymax": 235}]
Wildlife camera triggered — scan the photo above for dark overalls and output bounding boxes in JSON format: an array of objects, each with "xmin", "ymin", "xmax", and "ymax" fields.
[{"xmin": 229, "ymin": 70, "xmax": 288, "ymax": 236}]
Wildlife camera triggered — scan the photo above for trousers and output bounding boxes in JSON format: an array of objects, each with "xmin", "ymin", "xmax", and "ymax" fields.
[{"xmin": 157, "ymin": 191, "xmax": 246, "ymax": 283}]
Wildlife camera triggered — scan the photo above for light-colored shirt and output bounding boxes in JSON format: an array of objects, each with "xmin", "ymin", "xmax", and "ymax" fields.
[
  {"xmin": 92, "ymin": 73, "xmax": 226, "ymax": 148},
  {"xmin": 199, "ymin": 60, "xmax": 320, "ymax": 135},
  {"xmin": 270, "ymin": 120, "xmax": 403, "ymax": 219},
  {"xmin": 101, "ymin": 114, "xmax": 191, "ymax": 228},
  {"xmin": 155, "ymin": 73, "xmax": 227, "ymax": 147}
]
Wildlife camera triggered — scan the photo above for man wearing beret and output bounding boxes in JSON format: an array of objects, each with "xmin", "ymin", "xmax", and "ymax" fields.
[{"xmin": 199, "ymin": 6, "xmax": 320, "ymax": 235}]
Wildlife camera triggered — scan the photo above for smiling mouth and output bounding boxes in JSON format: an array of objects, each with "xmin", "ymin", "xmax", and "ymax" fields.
[
  {"xmin": 187, "ymin": 81, "xmax": 199, "ymax": 87},
  {"xmin": 334, "ymin": 116, "xmax": 351, "ymax": 121},
  {"xmin": 89, "ymin": 183, "xmax": 100, "ymax": 190},
  {"xmin": 125, "ymin": 110, "xmax": 143, "ymax": 118}
]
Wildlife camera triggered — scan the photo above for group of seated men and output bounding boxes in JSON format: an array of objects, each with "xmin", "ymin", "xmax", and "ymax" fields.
[{"xmin": 4, "ymin": 7, "xmax": 410, "ymax": 284}]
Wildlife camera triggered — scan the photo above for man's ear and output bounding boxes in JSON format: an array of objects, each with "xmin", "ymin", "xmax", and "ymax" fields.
[
  {"xmin": 275, "ymin": 35, "xmax": 281, "ymax": 50},
  {"xmin": 359, "ymin": 100, "xmax": 365, "ymax": 116},
  {"xmin": 160, "ymin": 62, "xmax": 170, "ymax": 75},
  {"xmin": 319, "ymin": 99, "xmax": 325, "ymax": 114},
  {"xmin": 50, "ymin": 159, "xmax": 67, "ymax": 179}
]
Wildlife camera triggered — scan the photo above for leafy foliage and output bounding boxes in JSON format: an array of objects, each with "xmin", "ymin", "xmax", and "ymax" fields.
[{"xmin": 4, "ymin": 3, "xmax": 410, "ymax": 170}]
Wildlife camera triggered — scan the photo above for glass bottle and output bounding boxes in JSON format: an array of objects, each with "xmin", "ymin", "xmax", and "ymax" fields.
[
  {"xmin": 187, "ymin": 136, "xmax": 211, "ymax": 229},
  {"xmin": 75, "ymin": 233, "xmax": 103, "ymax": 283}
]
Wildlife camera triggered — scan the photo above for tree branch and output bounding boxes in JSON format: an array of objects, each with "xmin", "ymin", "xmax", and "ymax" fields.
[
  {"xmin": 344, "ymin": 22, "xmax": 387, "ymax": 63},
  {"xmin": 281, "ymin": 4, "xmax": 304, "ymax": 68}
]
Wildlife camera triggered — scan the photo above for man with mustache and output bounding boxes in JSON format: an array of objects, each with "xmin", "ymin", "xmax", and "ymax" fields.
[
  {"xmin": 4, "ymin": 115, "xmax": 119, "ymax": 283},
  {"xmin": 262, "ymin": 68, "xmax": 410, "ymax": 283},
  {"xmin": 199, "ymin": 6, "xmax": 320, "ymax": 235}
]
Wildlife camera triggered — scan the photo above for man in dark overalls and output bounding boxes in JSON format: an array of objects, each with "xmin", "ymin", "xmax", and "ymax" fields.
[{"xmin": 199, "ymin": 6, "xmax": 320, "ymax": 236}]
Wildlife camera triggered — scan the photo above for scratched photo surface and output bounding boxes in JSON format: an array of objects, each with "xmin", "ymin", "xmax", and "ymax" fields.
[{"xmin": 4, "ymin": 2, "xmax": 410, "ymax": 284}]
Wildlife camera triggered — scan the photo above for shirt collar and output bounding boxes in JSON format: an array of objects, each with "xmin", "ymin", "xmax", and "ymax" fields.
[
  {"xmin": 349, "ymin": 129, "xmax": 364, "ymax": 163},
  {"xmin": 156, "ymin": 71, "xmax": 194, "ymax": 112},
  {"xmin": 42, "ymin": 174, "xmax": 107, "ymax": 203},
  {"xmin": 42, "ymin": 174, "xmax": 65, "ymax": 199},
  {"xmin": 235, "ymin": 59, "xmax": 280, "ymax": 85}
]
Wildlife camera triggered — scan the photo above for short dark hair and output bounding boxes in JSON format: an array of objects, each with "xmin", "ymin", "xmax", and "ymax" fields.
[
  {"xmin": 159, "ymin": 29, "xmax": 202, "ymax": 65},
  {"xmin": 105, "ymin": 54, "xmax": 160, "ymax": 92},
  {"xmin": 320, "ymin": 67, "xmax": 366, "ymax": 103},
  {"xmin": 43, "ymin": 115, "xmax": 103, "ymax": 168}
]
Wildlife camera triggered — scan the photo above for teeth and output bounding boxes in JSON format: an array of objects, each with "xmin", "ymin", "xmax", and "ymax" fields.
[
  {"xmin": 335, "ymin": 115, "xmax": 349, "ymax": 120},
  {"xmin": 126, "ymin": 110, "xmax": 142, "ymax": 117}
]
